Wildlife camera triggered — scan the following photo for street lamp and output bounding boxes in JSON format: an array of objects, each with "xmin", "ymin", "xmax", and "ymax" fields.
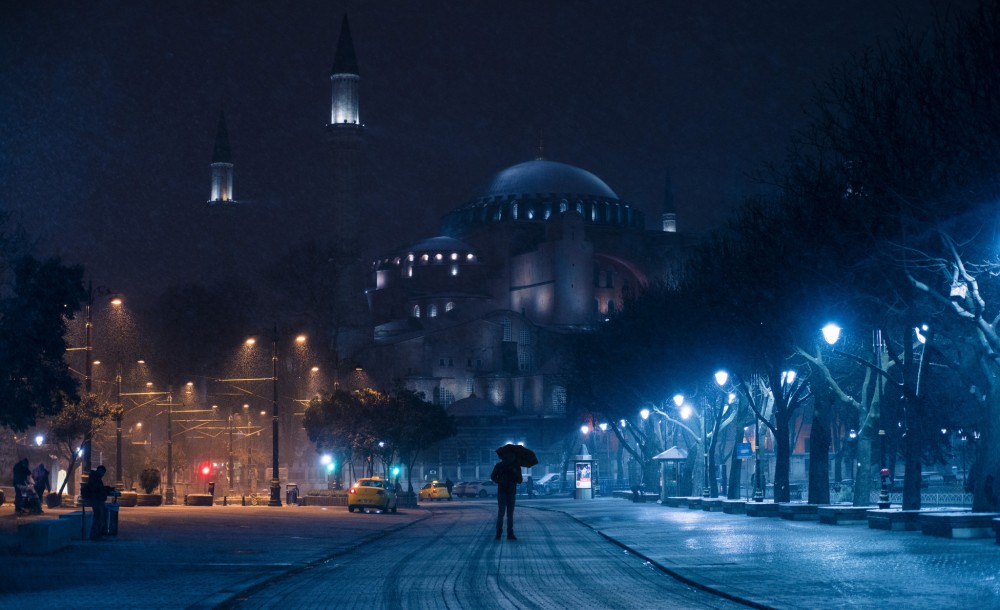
[
  {"xmin": 676, "ymin": 397, "xmax": 709, "ymax": 497},
  {"xmin": 219, "ymin": 325, "xmax": 282, "ymax": 506}
]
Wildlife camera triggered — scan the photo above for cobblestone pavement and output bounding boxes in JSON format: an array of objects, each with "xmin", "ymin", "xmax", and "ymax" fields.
[
  {"xmin": 547, "ymin": 497, "xmax": 1000, "ymax": 609},
  {"xmin": 2, "ymin": 497, "xmax": 999, "ymax": 609}
]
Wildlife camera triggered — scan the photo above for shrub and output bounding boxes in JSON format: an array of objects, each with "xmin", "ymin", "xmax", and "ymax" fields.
[{"xmin": 139, "ymin": 468, "xmax": 161, "ymax": 494}]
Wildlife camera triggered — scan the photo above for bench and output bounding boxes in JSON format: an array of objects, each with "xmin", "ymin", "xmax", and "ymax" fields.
[
  {"xmin": 722, "ymin": 500, "xmax": 747, "ymax": 514},
  {"xmin": 745, "ymin": 502, "xmax": 781, "ymax": 518},
  {"xmin": 662, "ymin": 496, "xmax": 688, "ymax": 508},
  {"xmin": 18, "ymin": 518, "xmax": 73, "ymax": 554},
  {"xmin": 920, "ymin": 512, "xmax": 1000, "ymax": 539},
  {"xmin": 779, "ymin": 503, "xmax": 819, "ymax": 521},
  {"xmin": 683, "ymin": 497, "xmax": 703, "ymax": 509},
  {"xmin": 301, "ymin": 494, "xmax": 347, "ymax": 506},
  {"xmin": 184, "ymin": 494, "xmax": 214, "ymax": 506},
  {"xmin": 701, "ymin": 498, "xmax": 725, "ymax": 512},
  {"xmin": 59, "ymin": 511, "xmax": 95, "ymax": 539},
  {"xmin": 866, "ymin": 509, "xmax": 923, "ymax": 531},
  {"xmin": 818, "ymin": 505, "xmax": 874, "ymax": 525}
]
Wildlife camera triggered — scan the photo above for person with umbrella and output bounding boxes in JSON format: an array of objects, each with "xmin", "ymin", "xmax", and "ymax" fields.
[{"xmin": 491, "ymin": 444, "xmax": 536, "ymax": 540}]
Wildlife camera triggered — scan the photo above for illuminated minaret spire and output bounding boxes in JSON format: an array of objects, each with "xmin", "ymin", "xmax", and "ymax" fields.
[
  {"xmin": 661, "ymin": 171, "xmax": 676, "ymax": 233},
  {"xmin": 329, "ymin": 15, "xmax": 360, "ymax": 126},
  {"xmin": 209, "ymin": 109, "xmax": 235, "ymax": 204},
  {"xmin": 326, "ymin": 14, "xmax": 363, "ymax": 239}
]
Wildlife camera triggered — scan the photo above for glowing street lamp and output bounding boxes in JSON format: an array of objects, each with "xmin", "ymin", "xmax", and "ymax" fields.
[{"xmin": 822, "ymin": 323, "xmax": 842, "ymax": 345}]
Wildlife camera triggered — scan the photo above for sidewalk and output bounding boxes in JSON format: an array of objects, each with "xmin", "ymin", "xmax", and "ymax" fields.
[{"xmin": 538, "ymin": 496, "xmax": 1000, "ymax": 609}]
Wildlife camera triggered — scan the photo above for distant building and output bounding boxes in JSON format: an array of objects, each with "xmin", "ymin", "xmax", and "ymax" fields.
[
  {"xmin": 364, "ymin": 156, "xmax": 692, "ymax": 478},
  {"xmin": 198, "ymin": 14, "xmax": 693, "ymax": 483}
]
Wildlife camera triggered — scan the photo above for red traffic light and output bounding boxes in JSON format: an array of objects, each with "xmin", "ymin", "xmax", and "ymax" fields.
[
  {"xmin": 879, "ymin": 468, "xmax": 890, "ymax": 478},
  {"xmin": 198, "ymin": 461, "xmax": 213, "ymax": 478}
]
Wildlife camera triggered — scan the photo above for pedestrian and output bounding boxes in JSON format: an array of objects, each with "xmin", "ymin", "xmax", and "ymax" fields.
[
  {"xmin": 33, "ymin": 462, "xmax": 50, "ymax": 506},
  {"xmin": 84, "ymin": 465, "xmax": 113, "ymax": 541},
  {"xmin": 13, "ymin": 458, "xmax": 30, "ymax": 515},
  {"xmin": 490, "ymin": 451, "xmax": 522, "ymax": 540},
  {"xmin": 445, "ymin": 478, "xmax": 454, "ymax": 497},
  {"xmin": 526, "ymin": 476, "xmax": 535, "ymax": 498}
]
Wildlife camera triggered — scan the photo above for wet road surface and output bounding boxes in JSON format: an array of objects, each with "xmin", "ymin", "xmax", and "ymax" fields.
[{"xmin": 228, "ymin": 502, "xmax": 743, "ymax": 609}]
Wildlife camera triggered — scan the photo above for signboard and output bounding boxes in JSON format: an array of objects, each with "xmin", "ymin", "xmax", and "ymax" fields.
[
  {"xmin": 736, "ymin": 443, "xmax": 752, "ymax": 459},
  {"xmin": 575, "ymin": 462, "xmax": 592, "ymax": 489}
]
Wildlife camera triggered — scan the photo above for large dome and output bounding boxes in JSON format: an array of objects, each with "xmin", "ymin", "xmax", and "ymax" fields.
[
  {"xmin": 470, "ymin": 160, "xmax": 618, "ymax": 201},
  {"xmin": 440, "ymin": 158, "xmax": 644, "ymax": 237}
]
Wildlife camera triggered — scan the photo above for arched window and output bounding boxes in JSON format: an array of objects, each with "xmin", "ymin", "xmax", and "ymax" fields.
[
  {"xmin": 501, "ymin": 318, "xmax": 512, "ymax": 342},
  {"xmin": 429, "ymin": 304, "xmax": 438, "ymax": 318},
  {"xmin": 445, "ymin": 301, "xmax": 455, "ymax": 312},
  {"xmin": 559, "ymin": 200, "xmax": 568, "ymax": 213},
  {"xmin": 413, "ymin": 304, "xmax": 421, "ymax": 318},
  {"xmin": 512, "ymin": 202, "xmax": 519, "ymax": 220}
]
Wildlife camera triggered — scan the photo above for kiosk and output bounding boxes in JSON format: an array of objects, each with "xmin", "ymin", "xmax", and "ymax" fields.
[{"xmin": 574, "ymin": 445, "xmax": 594, "ymax": 500}]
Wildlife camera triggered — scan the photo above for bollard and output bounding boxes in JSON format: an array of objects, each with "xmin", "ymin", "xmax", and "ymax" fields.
[
  {"xmin": 241, "ymin": 495, "xmax": 246, "ymax": 506},
  {"xmin": 223, "ymin": 496, "xmax": 228, "ymax": 506}
]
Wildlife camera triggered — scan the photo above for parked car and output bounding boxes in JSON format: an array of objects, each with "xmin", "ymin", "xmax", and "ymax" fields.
[
  {"xmin": 452, "ymin": 481, "xmax": 472, "ymax": 498},
  {"xmin": 419, "ymin": 480, "xmax": 452, "ymax": 501},
  {"xmin": 535, "ymin": 473, "xmax": 566, "ymax": 495},
  {"xmin": 465, "ymin": 480, "xmax": 498, "ymax": 498},
  {"xmin": 347, "ymin": 476, "xmax": 397, "ymax": 513}
]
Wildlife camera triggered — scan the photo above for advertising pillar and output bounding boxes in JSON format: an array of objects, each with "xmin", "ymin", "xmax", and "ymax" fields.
[{"xmin": 574, "ymin": 445, "xmax": 593, "ymax": 500}]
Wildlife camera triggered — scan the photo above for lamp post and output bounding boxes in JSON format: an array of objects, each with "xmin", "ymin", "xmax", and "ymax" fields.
[
  {"xmin": 82, "ymin": 284, "xmax": 94, "ymax": 476},
  {"xmin": 702, "ymin": 370, "xmax": 729, "ymax": 499},
  {"xmin": 752, "ymin": 407, "xmax": 765, "ymax": 502},
  {"xmin": 162, "ymin": 391, "xmax": 173, "ymax": 504},
  {"xmin": 216, "ymin": 330, "xmax": 283, "ymax": 506},
  {"xmin": 268, "ymin": 325, "xmax": 281, "ymax": 506},
  {"xmin": 114, "ymin": 365, "xmax": 124, "ymax": 489}
]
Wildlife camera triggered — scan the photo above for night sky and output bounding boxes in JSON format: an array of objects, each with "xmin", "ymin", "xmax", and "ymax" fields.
[{"xmin": 1, "ymin": 1, "xmax": 974, "ymax": 304}]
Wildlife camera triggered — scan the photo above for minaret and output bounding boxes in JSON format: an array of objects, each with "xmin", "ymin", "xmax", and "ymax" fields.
[
  {"xmin": 329, "ymin": 15, "xmax": 360, "ymax": 127},
  {"xmin": 326, "ymin": 14, "xmax": 363, "ymax": 239},
  {"xmin": 661, "ymin": 171, "xmax": 677, "ymax": 233},
  {"xmin": 208, "ymin": 110, "xmax": 235, "ymax": 205}
]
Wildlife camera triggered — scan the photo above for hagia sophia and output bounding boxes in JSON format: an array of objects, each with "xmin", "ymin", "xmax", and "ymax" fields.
[{"xmin": 209, "ymin": 16, "xmax": 692, "ymax": 482}]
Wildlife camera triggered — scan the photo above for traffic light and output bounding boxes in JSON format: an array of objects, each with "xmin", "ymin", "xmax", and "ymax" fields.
[{"xmin": 198, "ymin": 461, "xmax": 213, "ymax": 478}]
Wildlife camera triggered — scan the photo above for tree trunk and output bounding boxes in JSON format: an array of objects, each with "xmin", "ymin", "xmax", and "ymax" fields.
[
  {"xmin": 727, "ymin": 444, "xmax": 743, "ymax": 500},
  {"xmin": 808, "ymin": 385, "xmax": 831, "ymax": 505},
  {"xmin": 902, "ymin": 426, "xmax": 922, "ymax": 510},
  {"xmin": 708, "ymin": 449, "xmax": 718, "ymax": 498},
  {"xmin": 854, "ymin": 436, "xmax": 873, "ymax": 507},
  {"xmin": 773, "ymin": 410, "xmax": 792, "ymax": 503},
  {"xmin": 972, "ymin": 375, "xmax": 1000, "ymax": 511}
]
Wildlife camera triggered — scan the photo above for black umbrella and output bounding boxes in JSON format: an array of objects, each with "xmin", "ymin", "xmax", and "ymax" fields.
[{"xmin": 496, "ymin": 444, "xmax": 538, "ymax": 468}]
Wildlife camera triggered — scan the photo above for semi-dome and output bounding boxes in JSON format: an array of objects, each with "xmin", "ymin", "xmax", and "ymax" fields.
[
  {"xmin": 406, "ymin": 236, "xmax": 474, "ymax": 254},
  {"xmin": 471, "ymin": 160, "xmax": 617, "ymax": 201}
]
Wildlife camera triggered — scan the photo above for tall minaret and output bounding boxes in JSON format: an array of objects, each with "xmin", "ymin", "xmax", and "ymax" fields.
[
  {"xmin": 326, "ymin": 14, "xmax": 363, "ymax": 239},
  {"xmin": 661, "ymin": 171, "xmax": 677, "ymax": 233},
  {"xmin": 208, "ymin": 110, "xmax": 235, "ymax": 205}
]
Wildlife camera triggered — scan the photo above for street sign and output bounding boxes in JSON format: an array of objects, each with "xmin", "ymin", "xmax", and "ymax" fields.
[{"xmin": 736, "ymin": 443, "xmax": 752, "ymax": 459}]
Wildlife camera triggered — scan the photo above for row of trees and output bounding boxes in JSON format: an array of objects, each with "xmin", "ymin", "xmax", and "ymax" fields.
[
  {"xmin": 575, "ymin": 0, "xmax": 1000, "ymax": 511},
  {"xmin": 302, "ymin": 386, "xmax": 456, "ymax": 492}
]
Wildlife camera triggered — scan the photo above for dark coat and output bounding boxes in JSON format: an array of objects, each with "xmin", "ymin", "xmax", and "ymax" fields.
[
  {"xmin": 85, "ymin": 469, "xmax": 113, "ymax": 504},
  {"xmin": 490, "ymin": 454, "xmax": 523, "ymax": 493}
]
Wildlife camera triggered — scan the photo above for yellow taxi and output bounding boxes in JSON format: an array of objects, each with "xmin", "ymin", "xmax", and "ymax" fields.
[
  {"xmin": 418, "ymin": 480, "xmax": 452, "ymax": 501},
  {"xmin": 348, "ymin": 476, "xmax": 398, "ymax": 513}
]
